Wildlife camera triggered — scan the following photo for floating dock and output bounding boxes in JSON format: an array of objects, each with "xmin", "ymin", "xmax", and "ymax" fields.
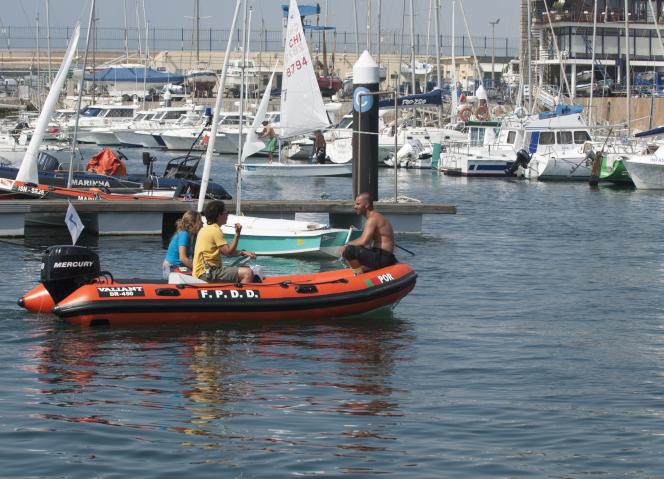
[{"xmin": 0, "ymin": 199, "xmax": 456, "ymax": 237}]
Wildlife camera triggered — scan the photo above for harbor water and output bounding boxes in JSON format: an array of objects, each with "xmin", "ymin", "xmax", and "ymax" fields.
[{"xmin": 2, "ymin": 151, "xmax": 664, "ymax": 477}]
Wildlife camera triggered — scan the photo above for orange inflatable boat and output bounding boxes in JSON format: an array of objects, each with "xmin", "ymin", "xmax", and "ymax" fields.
[{"xmin": 19, "ymin": 245, "xmax": 416, "ymax": 327}]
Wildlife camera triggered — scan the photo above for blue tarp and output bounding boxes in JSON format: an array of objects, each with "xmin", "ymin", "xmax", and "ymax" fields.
[
  {"xmin": 538, "ymin": 104, "xmax": 584, "ymax": 119},
  {"xmin": 84, "ymin": 66, "xmax": 184, "ymax": 84},
  {"xmin": 635, "ymin": 126, "xmax": 664, "ymax": 138},
  {"xmin": 378, "ymin": 90, "xmax": 443, "ymax": 108}
]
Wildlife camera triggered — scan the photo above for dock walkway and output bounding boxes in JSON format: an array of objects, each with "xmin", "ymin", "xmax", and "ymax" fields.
[{"xmin": 0, "ymin": 199, "xmax": 456, "ymax": 237}]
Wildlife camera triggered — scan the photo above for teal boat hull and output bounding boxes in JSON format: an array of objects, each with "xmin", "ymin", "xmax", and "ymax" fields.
[{"xmin": 224, "ymin": 228, "xmax": 355, "ymax": 258}]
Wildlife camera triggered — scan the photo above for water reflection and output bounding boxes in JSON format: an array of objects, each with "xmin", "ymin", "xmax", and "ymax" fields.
[{"xmin": 28, "ymin": 316, "xmax": 414, "ymax": 456}]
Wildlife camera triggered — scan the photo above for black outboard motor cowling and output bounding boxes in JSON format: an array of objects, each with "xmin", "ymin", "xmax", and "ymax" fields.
[
  {"xmin": 505, "ymin": 149, "xmax": 532, "ymax": 175},
  {"xmin": 40, "ymin": 246, "xmax": 100, "ymax": 304}
]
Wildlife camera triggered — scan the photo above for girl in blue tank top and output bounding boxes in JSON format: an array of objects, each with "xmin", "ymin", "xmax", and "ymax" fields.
[{"xmin": 163, "ymin": 211, "xmax": 203, "ymax": 278}]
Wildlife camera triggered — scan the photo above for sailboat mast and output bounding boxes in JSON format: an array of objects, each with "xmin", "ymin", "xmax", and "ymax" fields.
[
  {"xmin": 36, "ymin": 12, "xmax": 41, "ymax": 110},
  {"xmin": 135, "ymin": 0, "xmax": 142, "ymax": 57},
  {"xmin": 197, "ymin": 0, "xmax": 243, "ymax": 213},
  {"xmin": 451, "ymin": 0, "xmax": 458, "ymax": 123},
  {"xmin": 625, "ymin": 0, "xmax": 631, "ymax": 136},
  {"xmin": 353, "ymin": 0, "xmax": 359, "ymax": 56},
  {"xmin": 589, "ymin": 0, "xmax": 597, "ymax": 126},
  {"xmin": 322, "ymin": 3, "xmax": 328, "ymax": 76},
  {"xmin": 92, "ymin": 2, "xmax": 96, "ymax": 104},
  {"xmin": 433, "ymin": 0, "xmax": 441, "ymax": 125},
  {"xmin": 409, "ymin": 0, "xmax": 416, "ymax": 95},
  {"xmin": 364, "ymin": 0, "xmax": 370, "ymax": 52},
  {"xmin": 142, "ymin": 0, "xmax": 149, "ymax": 107},
  {"xmin": 377, "ymin": 0, "xmax": 381, "ymax": 73},
  {"xmin": 123, "ymin": 0, "xmax": 129, "ymax": 63},
  {"xmin": 521, "ymin": 0, "xmax": 532, "ymax": 115},
  {"xmin": 458, "ymin": 0, "xmax": 483, "ymax": 90},
  {"xmin": 67, "ymin": 0, "xmax": 95, "ymax": 189},
  {"xmin": 46, "ymin": 0, "xmax": 52, "ymax": 86},
  {"xmin": 195, "ymin": 0, "xmax": 200, "ymax": 63},
  {"xmin": 236, "ymin": 0, "xmax": 250, "ymax": 214},
  {"xmin": 398, "ymin": 0, "xmax": 406, "ymax": 92}
]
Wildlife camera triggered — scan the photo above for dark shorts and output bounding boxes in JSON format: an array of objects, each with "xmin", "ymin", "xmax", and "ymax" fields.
[
  {"xmin": 201, "ymin": 265, "xmax": 240, "ymax": 283},
  {"xmin": 342, "ymin": 246, "xmax": 397, "ymax": 271}
]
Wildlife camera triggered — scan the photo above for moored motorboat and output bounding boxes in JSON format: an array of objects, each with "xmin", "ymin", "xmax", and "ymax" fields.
[
  {"xmin": 19, "ymin": 245, "xmax": 417, "ymax": 327},
  {"xmin": 599, "ymin": 153, "xmax": 633, "ymax": 185}
]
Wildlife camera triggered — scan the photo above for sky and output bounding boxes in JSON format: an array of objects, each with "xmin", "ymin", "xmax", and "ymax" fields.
[{"xmin": 0, "ymin": 0, "xmax": 518, "ymax": 41}]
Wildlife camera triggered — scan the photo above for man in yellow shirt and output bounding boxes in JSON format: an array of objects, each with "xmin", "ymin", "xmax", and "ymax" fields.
[{"xmin": 192, "ymin": 200, "xmax": 256, "ymax": 283}]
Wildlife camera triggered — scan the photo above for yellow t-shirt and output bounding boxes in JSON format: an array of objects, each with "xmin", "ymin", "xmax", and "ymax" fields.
[{"xmin": 192, "ymin": 223, "xmax": 228, "ymax": 278}]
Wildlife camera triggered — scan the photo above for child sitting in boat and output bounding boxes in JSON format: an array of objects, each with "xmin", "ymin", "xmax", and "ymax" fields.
[
  {"xmin": 162, "ymin": 211, "xmax": 203, "ymax": 278},
  {"xmin": 192, "ymin": 200, "xmax": 257, "ymax": 283}
]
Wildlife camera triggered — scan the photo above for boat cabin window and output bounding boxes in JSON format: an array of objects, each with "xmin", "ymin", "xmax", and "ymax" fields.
[
  {"xmin": 220, "ymin": 116, "xmax": 241, "ymax": 125},
  {"xmin": 573, "ymin": 131, "xmax": 591, "ymax": 144},
  {"xmin": 81, "ymin": 107, "xmax": 102, "ymax": 117},
  {"xmin": 105, "ymin": 108, "xmax": 135, "ymax": 118},
  {"xmin": 162, "ymin": 110, "xmax": 185, "ymax": 120},
  {"xmin": 178, "ymin": 114, "xmax": 198, "ymax": 125},
  {"xmin": 556, "ymin": 131, "xmax": 573, "ymax": 144},
  {"xmin": 144, "ymin": 113, "xmax": 155, "ymax": 121},
  {"xmin": 506, "ymin": 130, "xmax": 516, "ymax": 145},
  {"xmin": 337, "ymin": 116, "xmax": 353, "ymax": 129},
  {"xmin": 133, "ymin": 113, "xmax": 147, "ymax": 121},
  {"xmin": 469, "ymin": 127, "xmax": 485, "ymax": 146},
  {"xmin": 538, "ymin": 131, "xmax": 555, "ymax": 145}
]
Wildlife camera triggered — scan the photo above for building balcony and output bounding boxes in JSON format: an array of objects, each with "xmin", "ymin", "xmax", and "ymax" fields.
[{"xmin": 535, "ymin": 9, "xmax": 661, "ymax": 25}]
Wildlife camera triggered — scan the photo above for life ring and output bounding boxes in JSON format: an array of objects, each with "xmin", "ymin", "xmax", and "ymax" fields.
[
  {"xmin": 458, "ymin": 108, "xmax": 472, "ymax": 122},
  {"xmin": 476, "ymin": 106, "xmax": 489, "ymax": 121}
]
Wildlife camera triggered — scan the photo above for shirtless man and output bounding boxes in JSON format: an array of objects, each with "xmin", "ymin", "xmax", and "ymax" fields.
[
  {"xmin": 259, "ymin": 120, "xmax": 277, "ymax": 164},
  {"xmin": 341, "ymin": 192, "xmax": 397, "ymax": 273},
  {"xmin": 312, "ymin": 129, "xmax": 326, "ymax": 164}
]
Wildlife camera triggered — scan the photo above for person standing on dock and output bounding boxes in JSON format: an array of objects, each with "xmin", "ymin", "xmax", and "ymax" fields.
[
  {"xmin": 259, "ymin": 120, "xmax": 277, "ymax": 164},
  {"xmin": 341, "ymin": 193, "xmax": 397, "ymax": 273},
  {"xmin": 193, "ymin": 200, "xmax": 256, "ymax": 283}
]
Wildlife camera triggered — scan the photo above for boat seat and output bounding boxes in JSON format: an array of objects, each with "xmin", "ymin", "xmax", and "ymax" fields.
[{"xmin": 168, "ymin": 272, "xmax": 207, "ymax": 285}]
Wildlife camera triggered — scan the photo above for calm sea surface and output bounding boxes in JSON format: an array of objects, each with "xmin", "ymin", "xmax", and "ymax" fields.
[{"xmin": 2, "ymin": 150, "xmax": 664, "ymax": 478}]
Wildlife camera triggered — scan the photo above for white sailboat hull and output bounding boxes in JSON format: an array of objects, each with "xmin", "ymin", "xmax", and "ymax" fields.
[
  {"xmin": 525, "ymin": 152, "xmax": 593, "ymax": 181},
  {"xmin": 326, "ymin": 136, "xmax": 353, "ymax": 164},
  {"xmin": 623, "ymin": 156, "xmax": 664, "ymax": 189},
  {"xmin": 86, "ymin": 128, "xmax": 121, "ymax": 146},
  {"xmin": 440, "ymin": 146, "xmax": 516, "ymax": 176}
]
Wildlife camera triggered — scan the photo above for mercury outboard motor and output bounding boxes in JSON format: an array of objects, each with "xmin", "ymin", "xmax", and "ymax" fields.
[
  {"xmin": 40, "ymin": 246, "xmax": 100, "ymax": 304},
  {"xmin": 505, "ymin": 149, "xmax": 531, "ymax": 175}
]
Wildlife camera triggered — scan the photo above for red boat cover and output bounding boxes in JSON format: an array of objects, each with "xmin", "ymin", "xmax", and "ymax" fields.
[{"xmin": 85, "ymin": 148, "xmax": 127, "ymax": 176}]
